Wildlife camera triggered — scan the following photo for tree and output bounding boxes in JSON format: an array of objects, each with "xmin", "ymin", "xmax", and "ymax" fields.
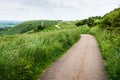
[{"xmin": 86, "ymin": 17, "xmax": 95, "ymax": 27}]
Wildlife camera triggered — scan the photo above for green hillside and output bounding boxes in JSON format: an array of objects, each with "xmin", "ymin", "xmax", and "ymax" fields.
[
  {"xmin": 100, "ymin": 8, "xmax": 120, "ymax": 29},
  {"xmin": 0, "ymin": 8, "xmax": 120, "ymax": 80},
  {"xmin": 91, "ymin": 8, "xmax": 120, "ymax": 80},
  {"xmin": 0, "ymin": 20, "xmax": 61, "ymax": 35},
  {"xmin": 72, "ymin": 8, "xmax": 120, "ymax": 79},
  {"xmin": 0, "ymin": 23, "xmax": 91, "ymax": 80}
]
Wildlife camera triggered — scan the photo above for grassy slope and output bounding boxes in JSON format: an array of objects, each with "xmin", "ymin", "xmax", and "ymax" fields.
[
  {"xmin": 91, "ymin": 8, "xmax": 120, "ymax": 80},
  {"xmin": 0, "ymin": 20, "xmax": 59, "ymax": 35},
  {"xmin": 91, "ymin": 26, "xmax": 120, "ymax": 80},
  {"xmin": 75, "ymin": 8, "xmax": 120, "ymax": 80},
  {"xmin": 0, "ymin": 21, "xmax": 90, "ymax": 80}
]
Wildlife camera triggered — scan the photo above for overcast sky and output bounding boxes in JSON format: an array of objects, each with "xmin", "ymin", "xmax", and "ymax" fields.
[{"xmin": 0, "ymin": 0, "xmax": 119, "ymax": 21}]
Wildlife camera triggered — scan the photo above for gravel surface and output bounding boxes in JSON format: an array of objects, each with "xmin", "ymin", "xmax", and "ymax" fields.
[{"xmin": 39, "ymin": 34, "xmax": 107, "ymax": 80}]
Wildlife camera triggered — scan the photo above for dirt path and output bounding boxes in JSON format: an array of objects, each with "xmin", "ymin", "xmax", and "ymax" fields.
[{"xmin": 39, "ymin": 34, "xmax": 107, "ymax": 80}]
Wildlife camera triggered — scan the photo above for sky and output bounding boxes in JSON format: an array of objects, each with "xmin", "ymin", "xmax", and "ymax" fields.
[{"xmin": 0, "ymin": 0, "xmax": 119, "ymax": 21}]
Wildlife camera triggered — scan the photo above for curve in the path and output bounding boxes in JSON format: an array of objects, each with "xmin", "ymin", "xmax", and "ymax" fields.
[{"xmin": 39, "ymin": 34, "xmax": 107, "ymax": 80}]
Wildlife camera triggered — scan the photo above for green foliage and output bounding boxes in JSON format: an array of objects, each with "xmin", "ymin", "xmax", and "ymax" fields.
[
  {"xmin": 100, "ymin": 8, "xmax": 120, "ymax": 28},
  {"xmin": 90, "ymin": 8, "xmax": 120, "ymax": 80},
  {"xmin": 75, "ymin": 16, "xmax": 102, "ymax": 27},
  {"xmin": 86, "ymin": 17, "xmax": 95, "ymax": 27},
  {"xmin": 75, "ymin": 19, "xmax": 87, "ymax": 26},
  {"xmin": 91, "ymin": 27, "xmax": 120, "ymax": 80},
  {"xmin": 0, "ymin": 27, "xmax": 83, "ymax": 80},
  {"xmin": 59, "ymin": 21, "xmax": 77, "ymax": 29},
  {"xmin": 0, "ymin": 7, "xmax": 119, "ymax": 80}
]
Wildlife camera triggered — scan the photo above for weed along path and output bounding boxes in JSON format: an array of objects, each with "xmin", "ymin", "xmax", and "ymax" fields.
[{"xmin": 39, "ymin": 34, "xmax": 107, "ymax": 80}]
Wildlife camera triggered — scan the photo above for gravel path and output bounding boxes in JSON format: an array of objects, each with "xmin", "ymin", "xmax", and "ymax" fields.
[{"xmin": 39, "ymin": 34, "xmax": 107, "ymax": 80}]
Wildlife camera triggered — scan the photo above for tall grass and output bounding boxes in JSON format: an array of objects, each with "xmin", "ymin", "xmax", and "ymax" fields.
[
  {"xmin": 0, "ymin": 27, "xmax": 83, "ymax": 80},
  {"xmin": 91, "ymin": 26, "xmax": 120, "ymax": 80}
]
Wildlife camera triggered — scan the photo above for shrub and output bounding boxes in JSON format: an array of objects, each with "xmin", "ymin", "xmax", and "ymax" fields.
[{"xmin": 0, "ymin": 28, "xmax": 81, "ymax": 80}]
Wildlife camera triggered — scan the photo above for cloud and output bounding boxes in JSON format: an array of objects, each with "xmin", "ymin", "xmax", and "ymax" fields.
[
  {"xmin": 0, "ymin": 0, "xmax": 119, "ymax": 20},
  {"xmin": 20, "ymin": 0, "xmax": 55, "ymax": 9}
]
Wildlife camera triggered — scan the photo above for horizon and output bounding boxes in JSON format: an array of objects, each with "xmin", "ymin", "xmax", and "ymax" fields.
[{"xmin": 0, "ymin": 0, "xmax": 119, "ymax": 21}]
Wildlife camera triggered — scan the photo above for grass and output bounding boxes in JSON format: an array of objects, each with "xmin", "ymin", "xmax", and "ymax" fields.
[
  {"xmin": 0, "ymin": 18, "xmax": 119, "ymax": 80},
  {"xmin": 0, "ymin": 26, "xmax": 88, "ymax": 80},
  {"xmin": 0, "ymin": 8, "xmax": 120, "ymax": 80},
  {"xmin": 90, "ymin": 26, "xmax": 120, "ymax": 80},
  {"xmin": 89, "ymin": 8, "xmax": 120, "ymax": 80}
]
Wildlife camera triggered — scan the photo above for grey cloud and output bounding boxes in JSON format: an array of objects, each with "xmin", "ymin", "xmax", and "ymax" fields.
[
  {"xmin": 0, "ymin": 0, "xmax": 20, "ymax": 3},
  {"xmin": 0, "ymin": 0, "xmax": 118, "ymax": 20},
  {"xmin": 20, "ymin": 0, "xmax": 54, "ymax": 8},
  {"xmin": 16, "ymin": 7, "xmax": 29, "ymax": 11},
  {"xmin": 19, "ymin": 0, "xmax": 78, "ymax": 10}
]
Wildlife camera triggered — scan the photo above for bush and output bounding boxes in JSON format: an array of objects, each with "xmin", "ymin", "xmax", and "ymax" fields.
[
  {"xmin": 91, "ymin": 26, "xmax": 120, "ymax": 80},
  {"xmin": 0, "ymin": 28, "xmax": 81, "ymax": 80},
  {"xmin": 100, "ymin": 8, "xmax": 120, "ymax": 28}
]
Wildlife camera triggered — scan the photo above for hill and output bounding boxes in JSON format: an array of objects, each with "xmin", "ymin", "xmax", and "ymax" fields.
[
  {"xmin": 0, "ymin": 20, "xmax": 61, "ymax": 35},
  {"xmin": 0, "ymin": 20, "xmax": 21, "ymax": 28}
]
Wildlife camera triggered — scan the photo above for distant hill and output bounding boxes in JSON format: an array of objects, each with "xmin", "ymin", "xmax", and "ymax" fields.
[
  {"xmin": 0, "ymin": 20, "xmax": 62, "ymax": 35},
  {"xmin": 1, "ymin": 8, "xmax": 120, "ymax": 35},
  {"xmin": 0, "ymin": 20, "xmax": 22, "ymax": 28}
]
